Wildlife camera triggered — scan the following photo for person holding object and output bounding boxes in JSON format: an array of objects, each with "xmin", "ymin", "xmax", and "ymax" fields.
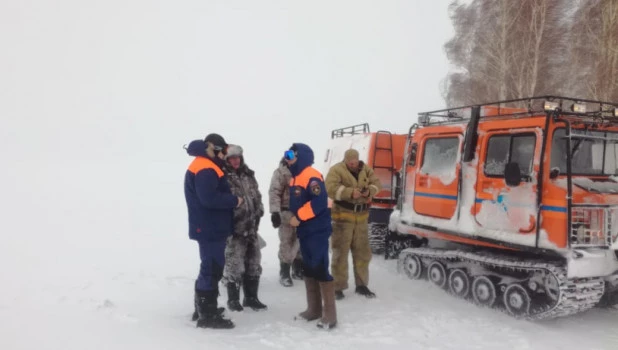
[{"xmin": 325, "ymin": 148, "xmax": 381, "ymax": 300}]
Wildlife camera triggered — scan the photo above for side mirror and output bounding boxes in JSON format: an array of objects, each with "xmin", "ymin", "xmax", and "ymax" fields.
[
  {"xmin": 393, "ymin": 172, "xmax": 401, "ymax": 201},
  {"xmin": 504, "ymin": 162, "xmax": 522, "ymax": 187},
  {"xmin": 408, "ymin": 143, "xmax": 418, "ymax": 166},
  {"xmin": 549, "ymin": 167, "xmax": 560, "ymax": 180}
]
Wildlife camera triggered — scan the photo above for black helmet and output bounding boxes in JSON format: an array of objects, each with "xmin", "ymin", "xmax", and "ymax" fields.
[{"xmin": 204, "ymin": 133, "xmax": 228, "ymax": 149}]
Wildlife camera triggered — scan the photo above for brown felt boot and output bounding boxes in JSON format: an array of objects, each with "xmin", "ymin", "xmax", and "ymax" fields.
[
  {"xmin": 295, "ymin": 277, "xmax": 322, "ymax": 321},
  {"xmin": 317, "ymin": 281, "xmax": 337, "ymax": 330}
]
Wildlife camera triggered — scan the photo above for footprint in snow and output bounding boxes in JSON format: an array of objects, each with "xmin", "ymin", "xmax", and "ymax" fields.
[{"xmin": 96, "ymin": 299, "xmax": 138, "ymax": 323}]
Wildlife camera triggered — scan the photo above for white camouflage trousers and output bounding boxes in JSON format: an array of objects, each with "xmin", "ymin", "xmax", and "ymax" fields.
[
  {"xmin": 278, "ymin": 211, "xmax": 302, "ymax": 264},
  {"xmin": 222, "ymin": 234, "xmax": 262, "ymax": 285}
]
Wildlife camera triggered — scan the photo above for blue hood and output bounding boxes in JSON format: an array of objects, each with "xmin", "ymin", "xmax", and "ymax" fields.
[
  {"xmin": 288, "ymin": 143, "xmax": 314, "ymax": 177},
  {"xmin": 186, "ymin": 139, "xmax": 207, "ymax": 157},
  {"xmin": 186, "ymin": 139, "xmax": 225, "ymax": 167}
]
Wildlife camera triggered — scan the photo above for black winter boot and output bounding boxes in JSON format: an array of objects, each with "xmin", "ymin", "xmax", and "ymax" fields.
[
  {"xmin": 227, "ymin": 282, "xmax": 244, "ymax": 312},
  {"xmin": 279, "ymin": 262, "xmax": 293, "ymax": 287},
  {"xmin": 355, "ymin": 285, "xmax": 376, "ymax": 298},
  {"xmin": 193, "ymin": 287, "xmax": 224, "ymax": 321},
  {"xmin": 192, "ymin": 306, "xmax": 224, "ymax": 320},
  {"xmin": 242, "ymin": 276, "xmax": 268, "ymax": 311},
  {"xmin": 195, "ymin": 289, "xmax": 235, "ymax": 329},
  {"xmin": 291, "ymin": 258, "xmax": 304, "ymax": 280}
]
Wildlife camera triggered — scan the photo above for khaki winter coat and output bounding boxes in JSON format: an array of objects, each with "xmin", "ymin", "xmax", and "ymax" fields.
[
  {"xmin": 325, "ymin": 161, "xmax": 381, "ymax": 207},
  {"xmin": 268, "ymin": 160, "xmax": 292, "ymax": 213}
]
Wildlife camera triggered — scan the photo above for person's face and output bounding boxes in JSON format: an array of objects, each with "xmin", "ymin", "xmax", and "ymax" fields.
[
  {"xmin": 207, "ymin": 142, "xmax": 227, "ymax": 160},
  {"xmin": 228, "ymin": 156, "xmax": 241, "ymax": 169},
  {"xmin": 345, "ymin": 158, "xmax": 359, "ymax": 171},
  {"xmin": 284, "ymin": 149, "xmax": 297, "ymax": 167},
  {"xmin": 285, "ymin": 157, "xmax": 297, "ymax": 167},
  {"xmin": 215, "ymin": 146, "xmax": 226, "ymax": 160}
]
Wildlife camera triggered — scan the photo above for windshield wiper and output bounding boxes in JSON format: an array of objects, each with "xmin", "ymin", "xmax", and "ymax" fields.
[
  {"xmin": 571, "ymin": 138, "xmax": 584, "ymax": 158},
  {"xmin": 570, "ymin": 126, "xmax": 590, "ymax": 159}
]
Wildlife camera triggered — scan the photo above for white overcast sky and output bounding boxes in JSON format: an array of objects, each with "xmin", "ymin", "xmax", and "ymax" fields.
[
  {"xmin": 0, "ymin": 0, "xmax": 454, "ymax": 168},
  {"xmin": 0, "ymin": 1, "xmax": 455, "ymax": 310}
]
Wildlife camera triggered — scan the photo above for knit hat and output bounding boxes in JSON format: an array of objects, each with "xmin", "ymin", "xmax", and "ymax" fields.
[
  {"xmin": 225, "ymin": 144, "xmax": 243, "ymax": 159},
  {"xmin": 204, "ymin": 133, "xmax": 227, "ymax": 148},
  {"xmin": 344, "ymin": 148, "xmax": 359, "ymax": 161}
]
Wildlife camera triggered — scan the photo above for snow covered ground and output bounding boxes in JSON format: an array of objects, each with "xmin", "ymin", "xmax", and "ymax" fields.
[
  {"xmin": 1, "ymin": 161, "xmax": 618, "ymax": 350},
  {"xmin": 2, "ymin": 1, "xmax": 618, "ymax": 349}
]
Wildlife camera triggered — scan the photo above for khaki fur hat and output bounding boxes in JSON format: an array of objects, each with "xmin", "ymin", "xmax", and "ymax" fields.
[
  {"xmin": 225, "ymin": 144, "xmax": 243, "ymax": 159},
  {"xmin": 344, "ymin": 148, "xmax": 359, "ymax": 161}
]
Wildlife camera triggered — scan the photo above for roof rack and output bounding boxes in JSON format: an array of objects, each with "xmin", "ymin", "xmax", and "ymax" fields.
[
  {"xmin": 331, "ymin": 123, "xmax": 370, "ymax": 139},
  {"xmin": 417, "ymin": 96, "xmax": 618, "ymax": 126}
]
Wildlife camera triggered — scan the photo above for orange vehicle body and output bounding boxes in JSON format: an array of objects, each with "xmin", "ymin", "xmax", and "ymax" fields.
[
  {"xmin": 394, "ymin": 105, "xmax": 618, "ymax": 256},
  {"xmin": 394, "ymin": 115, "xmax": 618, "ymax": 253},
  {"xmin": 384, "ymin": 97, "xmax": 618, "ymax": 319}
]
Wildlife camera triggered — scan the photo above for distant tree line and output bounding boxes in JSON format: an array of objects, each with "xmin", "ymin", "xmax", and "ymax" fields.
[{"xmin": 443, "ymin": 0, "xmax": 618, "ymax": 106}]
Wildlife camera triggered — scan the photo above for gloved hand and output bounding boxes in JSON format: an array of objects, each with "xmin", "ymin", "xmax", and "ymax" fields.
[{"xmin": 271, "ymin": 212, "xmax": 281, "ymax": 228}]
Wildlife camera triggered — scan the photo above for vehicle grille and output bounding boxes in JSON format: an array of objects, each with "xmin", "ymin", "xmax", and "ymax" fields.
[{"xmin": 570, "ymin": 206, "xmax": 618, "ymax": 248}]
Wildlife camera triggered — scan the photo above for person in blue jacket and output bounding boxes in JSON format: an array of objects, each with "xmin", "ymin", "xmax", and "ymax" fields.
[
  {"xmin": 184, "ymin": 133, "xmax": 243, "ymax": 329},
  {"xmin": 286, "ymin": 143, "xmax": 337, "ymax": 330}
]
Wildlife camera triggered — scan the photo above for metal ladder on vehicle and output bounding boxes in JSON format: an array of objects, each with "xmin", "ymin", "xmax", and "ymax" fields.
[{"xmin": 372, "ymin": 131, "xmax": 396, "ymax": 205}]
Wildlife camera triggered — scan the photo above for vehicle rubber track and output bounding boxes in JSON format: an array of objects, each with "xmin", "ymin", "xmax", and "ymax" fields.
[
  {"xmin": 368, "ymin": 223, "xmax": 388, "ymax": 254},
  {"xmin": 397, "ymin": 247, "xmax": 605, "ymax": 320}
]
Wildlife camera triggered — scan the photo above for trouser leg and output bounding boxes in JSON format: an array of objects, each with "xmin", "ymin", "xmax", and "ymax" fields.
[
  {"xmin": 351, "ymin": 217, "xmax": 372, "ymax": 287},
  {"xmin": 330, "ymin": 220, "xmax": 353, "ymax": 291},
  {"xmin": 277, "ymin": 212, "xmax": 298, "ymax": 264},
  {"xmin": 196, "ymin": 240, "xmax": 226, "ymax": 292},
  {"xmin": 222, "ymin": 235, "xmax": 247, "ymax": 286}
]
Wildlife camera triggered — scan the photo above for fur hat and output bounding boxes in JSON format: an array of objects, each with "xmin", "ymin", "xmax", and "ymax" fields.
[
  {"xmin": 225, "ymin": 144, "xmax": 243, "ymax": 159},
  {"xmin": 344, "ymin": 148, "xmax": 359, "ymax": 161}
]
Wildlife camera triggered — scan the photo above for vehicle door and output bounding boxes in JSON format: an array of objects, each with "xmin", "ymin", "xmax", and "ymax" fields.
[
  {"xmin": 474, "ymin": 128, "xmax": 541, "ymax": 233},
  {"xmin": 413, "ymin": 133, "xmax": 463, "ymax": 219}
]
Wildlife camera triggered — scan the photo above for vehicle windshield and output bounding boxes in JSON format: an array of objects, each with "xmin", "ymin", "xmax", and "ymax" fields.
[{"xmin": 550, "ymin": 128, "xmax": 618, "ymax": 175}]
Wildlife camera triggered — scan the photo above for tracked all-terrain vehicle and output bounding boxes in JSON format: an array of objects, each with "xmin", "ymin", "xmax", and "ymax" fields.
[{"xmin": 387, "ymin": 96, "xmax": 618, "ymax": 320}]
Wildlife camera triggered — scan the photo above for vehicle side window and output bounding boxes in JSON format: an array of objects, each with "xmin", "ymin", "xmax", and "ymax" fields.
[
  {"xmin": 512, "ymin": 135, "xmax": 536, "ymax": 175},
  {"xmin": 421, "ymin": 137, "xmax": 459, "ymax": 176},
  {"xmin": 550, "ymin": 128, "xmax": 617, "ymax": 175},
  {"xmin": 485, "ymin": 133, "xmax": 536, "ymax": 177},
  {"xmin": 485, "ymin": 136, "xmax": 510, "ymax": 175}
]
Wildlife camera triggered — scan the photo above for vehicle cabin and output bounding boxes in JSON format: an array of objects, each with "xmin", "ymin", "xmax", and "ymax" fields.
[{"xmin": 394, "ymin": 97, "xmax": 618, "ymax": 260}]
